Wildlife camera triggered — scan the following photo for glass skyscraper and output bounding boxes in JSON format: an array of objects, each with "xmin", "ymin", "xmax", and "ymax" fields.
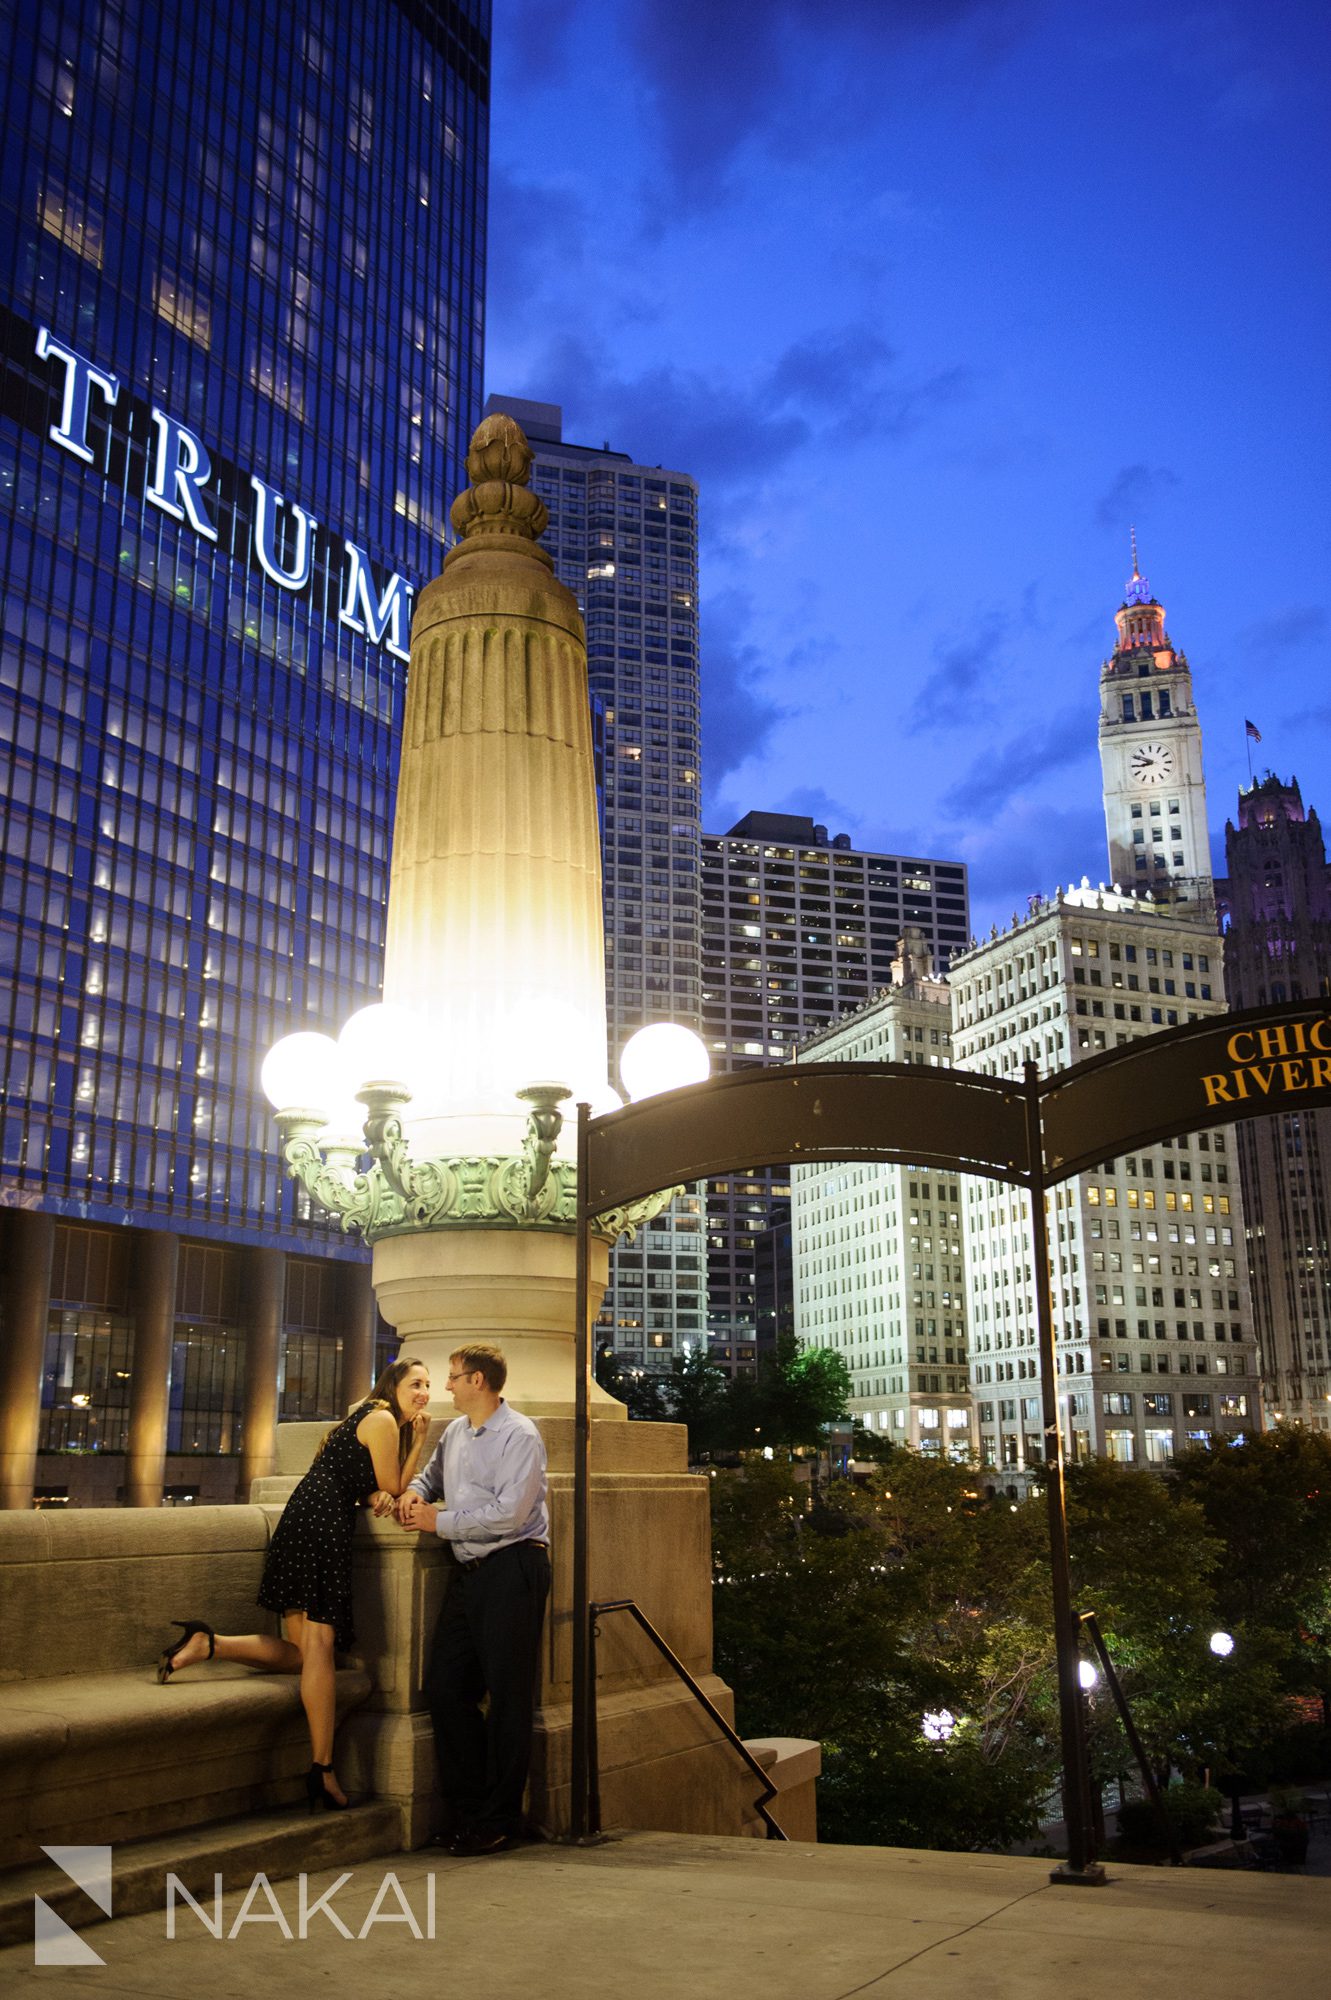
[
  {"xmin": 0, "ymin": 0, "xmax": 490, "ymax": 1504},
  {"xmin": 483, "ymin": 395, "xmax": 707, "ymax": 1373}
]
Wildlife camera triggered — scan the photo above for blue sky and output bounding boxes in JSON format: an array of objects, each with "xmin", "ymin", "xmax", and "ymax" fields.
[{"xmin": 484, "ymin": 0, "xmax": 1330, "ymax": 939}]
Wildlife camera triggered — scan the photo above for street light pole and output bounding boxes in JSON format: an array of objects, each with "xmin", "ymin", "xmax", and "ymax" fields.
[
  {"xmin": 1024, "ymin": 1060, "xmax": 1104, "ymax": 1885},
  {"xmin": 570, "ymin": 1098, "xmax": 593, "ymax": 1842}
]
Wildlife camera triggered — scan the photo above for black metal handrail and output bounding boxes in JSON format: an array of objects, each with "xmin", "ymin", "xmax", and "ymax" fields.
[{"xmin": 587, "ymin": 1597, "xmax": 787, "ymax": 1841}]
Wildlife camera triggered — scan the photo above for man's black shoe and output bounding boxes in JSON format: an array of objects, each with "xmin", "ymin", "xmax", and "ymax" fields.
[{"xmin": 450, "ymin": 1828, "xmax": 511, "ymax": 1857}]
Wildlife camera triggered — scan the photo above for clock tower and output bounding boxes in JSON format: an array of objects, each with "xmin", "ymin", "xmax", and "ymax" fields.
[{"xmin": 1098, "ymin": 539, "xmax": 1213, "ymax": 908}]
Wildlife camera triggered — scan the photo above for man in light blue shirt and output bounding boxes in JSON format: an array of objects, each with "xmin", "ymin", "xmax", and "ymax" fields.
[{"xmin": 399, "ymin": 1342, "xmax": 549, "ymax": 1855}]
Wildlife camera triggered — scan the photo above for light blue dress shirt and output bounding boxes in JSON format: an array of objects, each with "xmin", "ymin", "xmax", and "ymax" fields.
[{"xmin": 408, "ymin": 1400, "xmax": 549, "ymax": 1562}]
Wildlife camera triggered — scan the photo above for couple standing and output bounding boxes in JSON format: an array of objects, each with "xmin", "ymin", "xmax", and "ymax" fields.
[{"xmin": 158, "ymin": 1343, "xmax": 549, "ymax": 1859}]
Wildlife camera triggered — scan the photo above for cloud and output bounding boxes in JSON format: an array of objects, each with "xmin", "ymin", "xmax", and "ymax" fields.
[
  {"xmin": 701, "ymin": 590, "xmax": 792, "ymax": 805},
  {"xmin": 497, "ymin": 0, "xmax": 583, "ymax": 88},
  {"xmin": 622, "ymin": 0, "xmax": 1025, "ymax": 199},
  {"xmin": 940, "ymin": 703, "xmax": 1093, "ymax": 820},
  {"xmin": 908, "ymin": 614, "xmax": 1011, "ymax": 733},
  {"xmin": 1240, "ymin": 605, "xmax": 1326, "ymax": 653},
  {"xmin": 956, "ymin": 799, "xmax": 1109, "ymax": 928},
  {"xmin": 767, "ymin": 327, "xmax": 897, "ymax": 409},
  {"xmin": 1094, "ymin": 463, "xmax": 1180, "ymax": 532},
  {"xmin": 507, "ymin": 318, "xmax": 956, "ymax": 501},
  {"xmin": 765, "ymin": 785, "xmax": 861, "ymax": 837},
  {"xmin": 485, "ymin": 165, "xmax": 595, "ymax": 317}
]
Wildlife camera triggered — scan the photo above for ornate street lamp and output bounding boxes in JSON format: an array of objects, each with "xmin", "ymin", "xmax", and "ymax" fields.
[{"xmin": 255, "ymin": 410, "xmax": 709, "ymax": 1410}]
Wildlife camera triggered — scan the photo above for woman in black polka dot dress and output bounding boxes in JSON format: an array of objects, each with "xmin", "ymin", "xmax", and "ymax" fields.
[{"xmin": 155, "ymin": 1356, "xmax": 432, "ymax": 1809}]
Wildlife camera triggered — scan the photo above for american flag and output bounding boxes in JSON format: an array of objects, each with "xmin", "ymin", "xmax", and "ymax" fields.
[{"xmin": 1245, "ymin": 719, "xmax": 1262, "ymax": 742}]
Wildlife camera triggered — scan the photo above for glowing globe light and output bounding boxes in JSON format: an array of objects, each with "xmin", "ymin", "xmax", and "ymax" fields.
[
  {"xmin": 338, "ymin": 1003, "xmax": 430, "ymax": 1097},
  {"xmin": 619, "ymin": 1022, "xmax": 710, "ymax": 1103},
  {"xmin": 1078, "ymin": 1660, "xmax": 1098, "ymax": 1691},
  {"xmin": 586, "ymin": 1082, "xmax": 626, "ymax": 1120},
  {"xmin": 260, "ymin": 1032, "xmax": 341, "ymax": 1117},
  {"xmin": 1209, "ymin": 1630, "xmax": 1235, "ymax": 1659},
  {"xmin": 921, "ymin": 1709, "xmax": 957, "ymax": 1743}
]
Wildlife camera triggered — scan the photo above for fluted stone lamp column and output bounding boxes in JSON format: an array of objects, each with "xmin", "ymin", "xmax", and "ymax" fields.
[{"xmin": 368, "ymin": 415, "xmax": 619, "ymax": 1413}]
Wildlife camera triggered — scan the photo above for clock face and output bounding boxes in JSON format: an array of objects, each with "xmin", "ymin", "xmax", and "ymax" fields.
[{"xmin": 1129, "ymin": 742, "xmax": 1176, "ymax": 786}]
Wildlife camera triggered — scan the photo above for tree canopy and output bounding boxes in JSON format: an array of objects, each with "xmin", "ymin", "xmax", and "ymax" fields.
[{"xmin": 708, "ymin": 1436, "xmax": 1331, "ymax": 1850}]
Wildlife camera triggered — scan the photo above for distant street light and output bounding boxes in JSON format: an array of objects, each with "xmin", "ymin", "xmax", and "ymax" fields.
[
  {"xmin": 1209, "ymin": 1630, "xmax": 1235, "ymax": 1658},
  {"xmin": 922, "ymin": 1709, "xmax": 957, "ymax": 1743}
]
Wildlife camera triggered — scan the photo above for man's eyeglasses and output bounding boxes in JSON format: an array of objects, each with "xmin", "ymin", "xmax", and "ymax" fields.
[{"xmin": 446, "ymin": 1370, "xmax": 478, "ymax": 1385}]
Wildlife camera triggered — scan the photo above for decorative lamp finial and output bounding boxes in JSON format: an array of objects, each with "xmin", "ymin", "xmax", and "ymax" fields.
[{"xmin": 447, "ymin": 412, "xmax": 551, "ymax": 559}]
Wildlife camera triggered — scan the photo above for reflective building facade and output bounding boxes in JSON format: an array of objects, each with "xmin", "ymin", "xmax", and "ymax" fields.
[{"xmin": 0, "ymin": 0, "xmax": 490, "ymax": 1503}]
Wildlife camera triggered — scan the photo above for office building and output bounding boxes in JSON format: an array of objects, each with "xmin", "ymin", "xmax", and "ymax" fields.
[
  {"xmin": 790, "ymin": 931, "xmax": 975, "ymax": 1454},
  {"xmin": 482, "ymin": 394, "xmax": 705, "ymax": 1370},
  {"xmin": 0, "ymin": 0, "xmax": 491, "ymax": 1504},
  {"xmin": 1217, "ymin": 773, "xmax": 1331, "ymax": 1429},
  {"xmin": 701, "ymin": 811, "xmax": 969, "ymax": 1374},
  {"xmin": 950, "ymin": 556, "xmax": 1259, "ymax": 1484}
]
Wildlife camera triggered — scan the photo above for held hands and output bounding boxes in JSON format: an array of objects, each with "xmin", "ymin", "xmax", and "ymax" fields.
[
  {"xmin": 397, "ymin": 1490, "xmax": 439, "ymax": 1534},
  {"xmin": 368, "ymin": 1489, "xmax": 397, "ymax": 1518}
]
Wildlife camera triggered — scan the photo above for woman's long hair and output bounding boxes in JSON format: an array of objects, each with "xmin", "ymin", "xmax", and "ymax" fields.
[
  {"xmin": 359, "ymin": 1356, "xmax": 429, "ymax": 1469},
  {"xmin": 314, "ymin": 1355, "xmax": 429, "ymax": 1469}
]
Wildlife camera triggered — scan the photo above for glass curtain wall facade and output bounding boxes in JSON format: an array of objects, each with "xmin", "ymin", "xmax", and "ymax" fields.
[
  {"xmin": 0, "ymin": 0, "xmax": 490, "ymax": 1502},
  {"xmin": 483, "ymin": 395, "xmax": 706, "ymax": 1376}
]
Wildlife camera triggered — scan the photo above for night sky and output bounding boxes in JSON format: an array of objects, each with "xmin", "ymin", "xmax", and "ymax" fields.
[{"xmin": 484, "ymin": 1, "xmax": 1330, "ymax": 940}]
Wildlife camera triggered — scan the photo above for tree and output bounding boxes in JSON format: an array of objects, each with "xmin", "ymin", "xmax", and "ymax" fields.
[
  {"xmin": 708, "ymin": 1445, "xmax": 1319, "ymax": 1853},
  {"xmin": 594, "ymin": 1347, "xmax": 668, "ymax": 1421},
  {"xmin": 710, "ymin": 1455, "xmax": 1061, "ymax": 1850},
  {"xmin": 1170, "ymin": 1429, "xmax": 1331, "ymax": 1728},
  {"xmin": 1063, "ymin": 1457, "xmax": 1283, "ymax": 1789},
  {"xmin": 752, "ymin": 1329, "xmax": 851, "ymax": 1450},
  {"xmin": 663, "ymin": 1344, "xmax": 732, "ymax": 1458}
]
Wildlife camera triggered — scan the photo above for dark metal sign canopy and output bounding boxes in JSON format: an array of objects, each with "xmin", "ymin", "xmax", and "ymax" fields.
[{"xmin": 584, "ymin": 999, "xmax": 1331, "ymax": 1208}]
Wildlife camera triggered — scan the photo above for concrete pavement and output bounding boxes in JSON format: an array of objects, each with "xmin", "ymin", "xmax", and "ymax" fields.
[{"xmin": 6, "ymin": 1829, "xmax": 1324, "ymax": 2000}]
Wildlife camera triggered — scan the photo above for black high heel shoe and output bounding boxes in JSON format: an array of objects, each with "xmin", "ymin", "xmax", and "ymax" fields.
[
  {"xmin": 157, "ymin": 1619, "xmax": 215, "ymax": 1683},
  {"xmin": 305, "ymin": 1762, "xmax": 350, "ymax": 1812}
]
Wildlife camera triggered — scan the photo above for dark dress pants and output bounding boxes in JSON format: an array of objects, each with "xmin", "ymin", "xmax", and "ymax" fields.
[{"xmin": 425, "ymin": 1540, "xmax": 550, "ymax": 1836}]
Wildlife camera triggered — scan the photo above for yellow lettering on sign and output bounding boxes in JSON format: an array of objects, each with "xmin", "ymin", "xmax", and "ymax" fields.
[
  {"xmin": 1311, "ymin": 1054, "xmax": 1331, "ymax": 1089},
  {"xmin": 1202, "ymin": 1073, "xmax": 1233, "ymax": 1106},
  {"xmin": 1227, "ymin": 1030, "xmax": 1256, "ymax": 1063},
  {"xmin": 1311, "ymin": 1020, "xmax": 1331, "ymax": 1053},
  {"xmin": 1280, "ymin": 1058, "xmax": 1309, "ymax": 1092},
  {"xmin": 1258, "ymin": 1026, "xmax": 1290, "ymax": 1060}
]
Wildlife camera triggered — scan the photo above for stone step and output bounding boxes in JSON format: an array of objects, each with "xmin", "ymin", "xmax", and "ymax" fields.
[{"xmin": 0, "ymin": 1799, "xmax": 401, "ymax": 1948}]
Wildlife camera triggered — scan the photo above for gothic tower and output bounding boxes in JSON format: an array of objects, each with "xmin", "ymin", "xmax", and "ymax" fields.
[{"xmin": 1098, "ymin": 538, "xmax": 1213, "ymax": 909}]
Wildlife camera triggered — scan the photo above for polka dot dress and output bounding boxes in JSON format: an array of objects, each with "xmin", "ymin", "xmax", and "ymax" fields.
[{"xmin": 257, "ymin": 1400, "xmax": 380, "ymax": 1649}]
